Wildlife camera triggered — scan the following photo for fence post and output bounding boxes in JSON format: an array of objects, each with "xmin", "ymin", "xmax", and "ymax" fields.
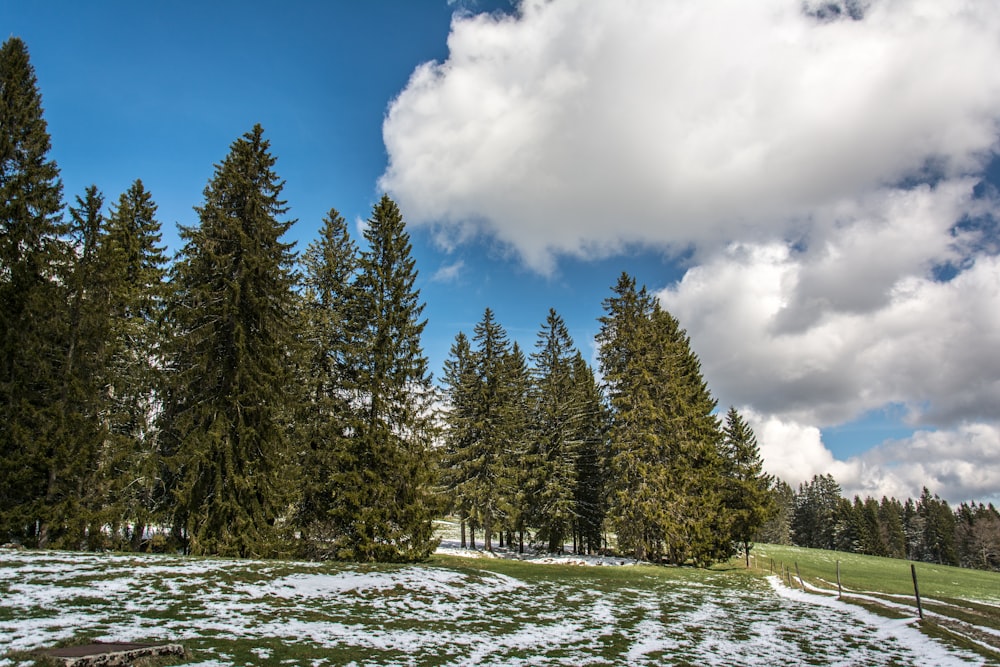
[
  {"xmin": 836, "ymin": 560, "xmax": 842, "ymax": 599},
  {"xmin": 795, "ymin": 562, "xmax": 805, "ymax": 590},
  {"xmin": 911, "ymin": 563, "xmax": 924, "ymax": 620}
]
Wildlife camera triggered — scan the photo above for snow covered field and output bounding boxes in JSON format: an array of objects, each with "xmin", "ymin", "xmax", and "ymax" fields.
[{"xmin": 0, "ymin": 547, "xmax": 987, "ymax": 666}]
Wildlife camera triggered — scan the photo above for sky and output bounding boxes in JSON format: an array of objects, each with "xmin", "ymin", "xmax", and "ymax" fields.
[{"xmin": 4, "ymin": 0, "xmax": 1000, "ymax": 506}]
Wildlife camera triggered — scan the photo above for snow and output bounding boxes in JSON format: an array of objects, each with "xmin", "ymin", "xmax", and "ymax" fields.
[{"xmin": 0, "ymin": 548, "xmax": 989, "ymax": 665}]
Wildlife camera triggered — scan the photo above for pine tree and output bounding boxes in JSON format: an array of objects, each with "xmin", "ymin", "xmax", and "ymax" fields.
[
  {"xmin": 529, "ymin": 308, "xmax": 580, "ymax": 553},
  {"xmin": 918, "ymin": 488, "xmax": 958, "ymax": 566},
  {"xmin": 721, "ymin": 406, "xmax": 775, "ymax": 566},
  {"xmin": 497, "ymin": 340, "xmax": 532, "ymax": 553},
  {"xmin": 328, "ymin": 194, "xmax": 439, "ymax": 561},
  {"xmin": 99, "ymin": 179, "xmax": 168, "ymax": 550},
  {"xmin": 756, "ymin": 478, "xmax": 794, "ymax": 545},
  {"xmin": 50, "ymin": 186, "xmax": 116, "ymax": 549},
  {"xmin": 646, "ymin": 304, "xmax": 729, "ymax": 565},
  {"xmin": 468, "ymin": 308, "xmax": 513, "ymax": 551},
  {"xmin": 440, "ymin": 331, "xmax": 477, "ymax": 548},
  {"xmin": 162, "ymin": 125, "xmax": 298, "ymax": 558},
  {"xmin": 598, "ymin": 274, "xmax": 667, "ymax": 561},
  {"xmin": 792, "ymin": 474, "xmax": 842, "ymax": 550},
  {"xmin": 0, "ymin": 36, "xmax": 68, "ymax": 544},
  {"xmin": 598, "ymin": 273, "xmax": 728, "ymax": 565},
  {"xmin": 295, "ymin": 208, "xmax": 360, "ymax": 557},
  {"xmin": 878, "ymin": 496, "xmax": 907, "ymax": 559},
  {"xmin": 569, "ymin": 351, "xmax": 608, "ymax": 555}
]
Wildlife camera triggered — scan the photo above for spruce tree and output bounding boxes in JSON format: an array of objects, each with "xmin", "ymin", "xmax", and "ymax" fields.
[
  {"xmin": 598, "ymin": 273, "xmax": 728, "ymax": 565},
  {"xmin": 569, "ymin": 351, "xmax": 608, "ymax": 555},
  {"xmin": 721, "ymin": 406, "xmax": 775, "ymax": 566},
  {"xmin": 295, "ymin": 208, "xmax": 360, "ymax": 556},
  {"xmin": 497, "ymin": 340, "xmax": 532, "ymax": 552},
  {"xmin": 51, "ymin": 186, "xmax": 115, "ymax": 548},
  {"xmin": 468, "ymin": 307, "xmax": 512, "ymax": 550},
  {"xmin": 99, "ymin": 179, "xmax": 168, "ymax": 549},
  {"xmin": 647, "ymin": 304, "xmax": 729, "ymax": 565},
  {"xmin": 0, "ymin": 36, "xmax": 68, "ymax": 544},
  {"xmin": 162, "ymin": 125, "xmax": 298, "ymax": 558},
  {"xmin": 529, "ymin": 308, "xmax": 580, "ymax": 553},
  {"xmin": 598, "ymin": 274, "xmax": 667, "ymax": 561},
  {"xmin": 440, "ymin": 331, "xmax": 477, "ymax": 548},
  {"xmin": 329, "ymin": 194, "xmax": 438, "ymax": 561},
  {"xmin": 757, "ymin": 478, "xmax": 794, "ymax": 545}
]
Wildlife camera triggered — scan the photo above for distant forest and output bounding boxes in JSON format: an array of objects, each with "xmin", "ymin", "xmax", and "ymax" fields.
[{"xmin": 2, "ymin": 37, "xmax": 997, "ymax": 571}]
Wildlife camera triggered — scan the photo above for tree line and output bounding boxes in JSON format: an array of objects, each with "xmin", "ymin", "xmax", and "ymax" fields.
[
  {"xmin": 758, "ymin": 474, "xmax": 1000, "ymax": 572},
  {"xmin": 1, "ymin": 36, "xmax": 781, "ymax": 564}
]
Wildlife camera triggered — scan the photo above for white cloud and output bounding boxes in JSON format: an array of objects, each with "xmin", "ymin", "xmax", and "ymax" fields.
[
  {"xmin": 381, "ymin": 0, "xmax": 1000, "ymax": 272},
  {"xmin": 657, "ymin": 229, "xmax": 1000, "ymax": 429},
  {"xmin": 748, "ymin": 408, "xmax": 1000, "ymax": 505},
  {"xmin": 431, "ymin": 260, "xmax": 466, "ymax": 283},
  {"xmin": 380, "ymin": 0, "xmax": 1000, "ymax": 503}
]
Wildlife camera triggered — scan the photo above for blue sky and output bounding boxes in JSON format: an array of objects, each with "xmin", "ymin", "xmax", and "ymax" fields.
[{"xmin": 5, "ymin": 0, "xmax": 1000, "ymax": 504}]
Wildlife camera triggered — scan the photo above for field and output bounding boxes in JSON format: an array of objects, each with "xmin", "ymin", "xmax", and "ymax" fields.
[
  {"xmin": 2, "ymin": 543, "xmax": 997, "ymax": 666},
  {"xmin": 756, "ymin": 544, "xmax": 1000, "ymax": 658}
]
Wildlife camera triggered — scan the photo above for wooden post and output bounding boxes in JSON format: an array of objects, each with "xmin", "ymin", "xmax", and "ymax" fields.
[
  {"xmin": 836, "ymin": 560, "xmax": 842, "ymax": 599},
  {"xmin": 795, "ymin": 562, "xmax": 805, "ymax": 590},
  {"xmin": 911, "ymin": 563, "xmax": 924, "ymax": 620},
  {"xmin": 770, "ymin": 558, "xmax": 774, "ymax": 574}
]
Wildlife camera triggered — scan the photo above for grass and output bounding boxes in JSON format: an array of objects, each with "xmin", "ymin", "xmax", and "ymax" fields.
[
  {"xmin": 756, "ymin": 544, "xmax": 1000, "ymax": 605},
  {"xmin": 0, "ymin": 546, "xmax": 995, "ymax": 666},
  {"xmin": 755, "ymin": 543, "xmax": 1000, "ymax": 662}
]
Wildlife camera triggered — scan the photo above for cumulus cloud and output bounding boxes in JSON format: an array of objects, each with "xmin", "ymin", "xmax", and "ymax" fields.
[
  {"xmin": 380, "ymin": 0, "xmax": 1000, "ymax": 502},
  {"xmin": 748, "ymin": 408, "xmax": 1000, "ymax": 505},
  {"xmin": 381, "ymin": 0, "xmax": 1000, "ymax": 271},
  {"xmin": 657, "ymin": 237, "xmax": 1000, "ymax": 428}
]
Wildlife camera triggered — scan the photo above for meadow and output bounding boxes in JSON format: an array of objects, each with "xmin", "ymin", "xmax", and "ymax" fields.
[{"xmin": 1, "ymin": 544, "xmax": 996, "ymax": 666}]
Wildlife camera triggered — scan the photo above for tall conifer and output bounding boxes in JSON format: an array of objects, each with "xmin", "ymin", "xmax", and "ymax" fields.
[
  {"xmin": 329, "ymin": 194, "xmax": 438, "ymax": 561},
  {"xmin": 99, "ymin": 180, "xmax": 168, "ymax": 549},
  {"xmin": 0, "ymin": 37, "xmax": 68, "ymax": 544},
  {"xmin": 529, "ymin": 308, "xmax": 580, "ymax": 553},
  {"xmin": 162, "ymin": 125, "xmax": 298, "ymax": 558},
  {"xmin": 295, "ymin": 208, "xmax": 359, "ymax": 555},
  {"xmin": 721, "ymin": 406, "xmax": 774, "ymax": 566},
  {"xmin": 569, "ymin": 351, "xmax": 608, "ymax": 555},
  {"xmin": 598, "ymin": 273, "xmax": 728, "ymax": 564}
]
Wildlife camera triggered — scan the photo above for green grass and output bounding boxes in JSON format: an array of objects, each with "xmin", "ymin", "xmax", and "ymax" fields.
[
  {"xmin": 1, "ymin": 547, "xmax": 995, "ymax": 666},
  {"xmin": 755, "ymin": 544, "xmax": 1000, "ymax": 604},
  {"xmin": 755, "ymin": 543, "xmax": 1000, "ymax": 662}
]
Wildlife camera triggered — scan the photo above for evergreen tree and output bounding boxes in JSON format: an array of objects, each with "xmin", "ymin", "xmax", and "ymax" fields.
[
  {"xmin": 918, "ymin": 487, "xmax": 958, "ymax": 566},
  {"xmin": 598, "ymin": 273, "xmax": 728, "ymax": 565},
  {"xmin": 295, "ymin": 208, "xmax": 359, "ymax": 557},
  {"xmin": 721, "ymin": 406, "xmax": 775, "ymax": 566},
  {"xmin": 569, "ymin": 351, "xmax": 608, "ymax": 555},
  {"xmin": 647, "ymin": 304, "xmax": 729, "ymax": 565},
  {"xmin": 878, "ymin": 496, "xmax": 907, "ymax": 559},
  {"xmin": 598, "ymin": 273, "xmax": 666, "ymax": 561},
  {"xmin": 529, "ymin": 308, "xmax": 580, "ymax": 553},
  {"xmin": 440, "ymin": 331, "xmax": 477, "ymax": 548},
  {"xmin": 162, "ymin": 125, "xmax": 298, "ymax": 558},
  {"xmin": 468, "ymin": 308, "xmax": 513, "ymax": 551},
  {"xmin": 0, "ymin": 36, "xmax": 68, "ymax": 544},
  {"xmin": 792, "ymin": 474, "xmax": 842, "ymax": 550},
  {"xmin": 51, "ymin": 186, "xmax": 115, "ymax": 548},
  {"xmin": 99, "ymin": 179, "xmax": 168, "ymax": 550},
  {"xmin": 328, "ymin": 194, "xmax": 438, "ymax": 561},
  {"xmin": 756, "ymin": 478, "xmax": 794, "ymax": 545},
  {"xmin": 497, "ymin": 341, "xmax": 533, "ymax": 553}
]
